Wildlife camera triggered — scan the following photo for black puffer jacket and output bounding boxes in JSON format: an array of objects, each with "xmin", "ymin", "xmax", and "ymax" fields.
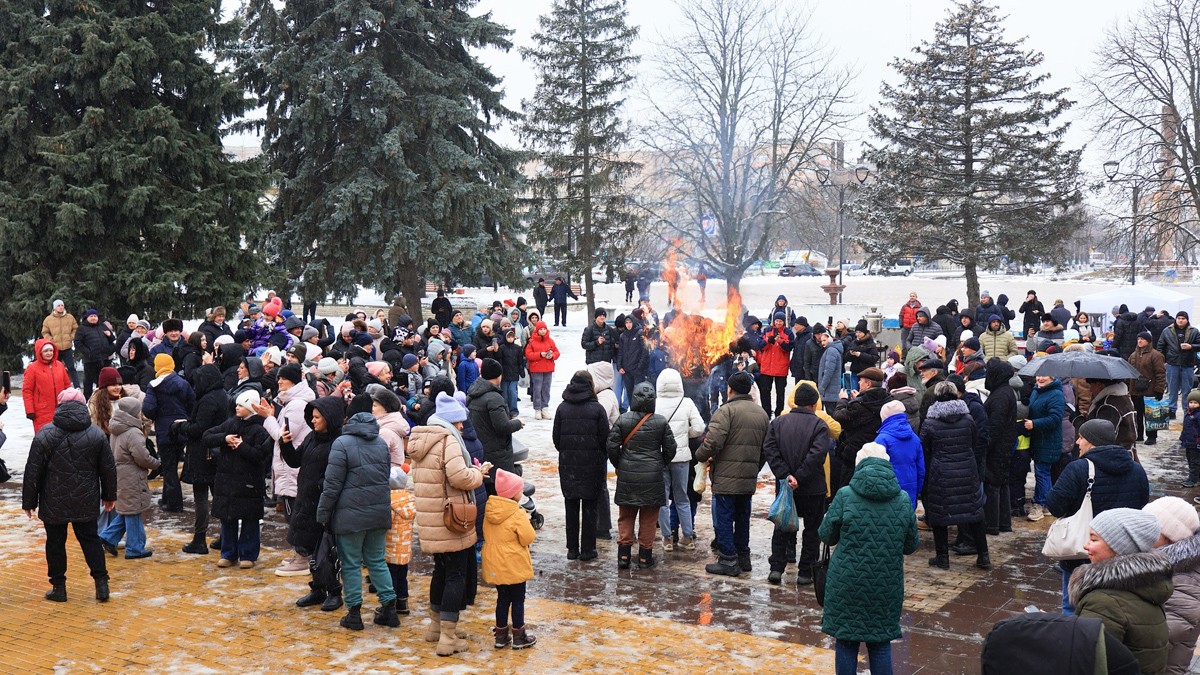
[
  {"xmin": 497, "ymin": 341, "xmax": 525, "ymax": 381},
  {"xmin": 204, "ymin": 414, "xmax": 273, "ymax": 520},
  {"xmin": 466, "ymin": 377, "xmax": 522, "ymax": 474},
  {"xmin": 616, "ymin": 325, "xmax": 649, "ymax": 377},
  {"xmin": 281, "ymin": 396, "xmax": 346, "ymax": 551},
  {"xmin": 22, "ymin": 402, "xmax": 117, "ymax": 524},
  {"xmin": 581, "ymin": 321, "xmax": 616, "ymax": 364},
  {"xmin": 316, "ymin": 412, "xmax": 391, "ymax": 535},
  {"xmin": 919, "ymin": 399, "xmax": 983, "ymax": 527},
  {"xmin": 846, "ymin": 336, "xmax": 878, "ymax": 375},
  {"xmin": 197, "ymin": 319, "xmax": 234, "ymax": 350},
  {"xmin": 1113, "ymin": 312, "xmax": 1142, "ymax": 358},
  {"xmin": 762, "ymin": 408, "xmax": 830, "ymax": 496},
  {"xmin": 831, "ymin": 387, "xmax": 893, "ymax": 471},
  {"xmin": 179, "ymin": 364, "xmax": 229, "ymax": 485},
  {"xmin": 553, "ymin": 375, "xmax": 611, "ymax": 500},
  {"xmin": 983, "ymin": 359, "xmax": 1018, "ymax": 486},
  {"xmin": 607, "ymin": 383, "xmax": 676, "ymax": 507},
  {"xmin": 802, "ymin": 336, "xmax": 823, "ymax": 382},
  {"xmin": 1047, "ymin": 444, "xmax": 1149, "ymax": 519},
  {"xmin": 75, "ymin": 321, "xmax": 116, "ymax": 363}
]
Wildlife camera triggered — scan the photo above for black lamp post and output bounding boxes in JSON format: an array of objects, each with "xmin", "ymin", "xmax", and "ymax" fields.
[
  {"xmin": 817, "ymin": 165, "xmax": 871, "ymax": 297},
  {"xmin": 1103, "ymin": 160, "xmax": 1140, "ymax": 285}
]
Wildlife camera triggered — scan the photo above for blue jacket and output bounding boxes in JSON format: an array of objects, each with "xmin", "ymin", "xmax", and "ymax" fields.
[
  {"xmin": 150, "ymin": 336, "xmax": 186, "ymax": 359},
  {"xmin": 1046, "ymin": 444, "xmax": 1149, "ymax": 519},
  {"xmin": 456, "ymin": 359, "xmax": 480, "ymax": 393},
  {"xmin": 550, "ymin": 281, "xmax": 577, "ymax": 304},
  {"xmin": 142, "ymin": 372, "xmax": 195, "ymax": 446},
  {"xmin": 874, "ymin": 412, "xmax": 924, "ymax": 509},
  {"xmin": 1027, "ymin": 379, "xmax": 1065, "ymax": 463},
  {"xmin": 817, "ymin": 340, "xmax": 844, "ymax": 402},
  {"xmin": 1183, "ymin": 408, "xmax": 1200, "ymax": 450}
]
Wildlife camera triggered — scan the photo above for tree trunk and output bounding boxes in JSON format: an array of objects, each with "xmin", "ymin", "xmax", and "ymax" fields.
[
  {"xmin": 964, "ymin": 260, "xmax": 980, "ymax": 310},
  {"xmin": 724, "ymin": 267, "xmax": 743, "ymax": 309},
  {"xmin": 396, "ymin": 264, "xmax": 425, "ymax": 323}
]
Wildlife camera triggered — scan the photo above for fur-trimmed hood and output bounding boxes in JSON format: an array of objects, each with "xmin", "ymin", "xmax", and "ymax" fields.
[
  {"xmin": 1068, "ymin": 551, "xmax": 1174, "ymax": 608},
  {"xmin": 925, "ymin": 398, "xmax": 968, "ymax": 420},
  {"xmin": 1159, "ymin": 532, "xmax": 1200, "ymax": 574}
]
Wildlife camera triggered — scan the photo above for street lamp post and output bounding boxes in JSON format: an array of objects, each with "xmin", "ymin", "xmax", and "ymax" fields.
[
  {"xmin": 817, "ymin": 165, "xmax": 870, "ymax": 300},
  {"xmin": 1104, "ymin": 160, "xmax": 1141, "ymax": 285}
]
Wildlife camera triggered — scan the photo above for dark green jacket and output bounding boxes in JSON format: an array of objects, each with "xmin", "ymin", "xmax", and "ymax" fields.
[
  {"xmin": 819, "ymin": 457, "xmax": 919, "ymax": 643},
  {"xmin": 1070, "ymin": 552, "xmax": 1174, "ymax": 675},
  {"xmin": 694, "ymin": 395, "xmax": 768, "ymax": 495}
]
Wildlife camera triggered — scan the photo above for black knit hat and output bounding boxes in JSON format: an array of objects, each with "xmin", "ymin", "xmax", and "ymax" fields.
[
  {"xmin": 481, "ymin": 357, "xmax": 503, "ymax": 380},
  {"xmin": 793, "ymin": 383, "xmax": 819, "ymax": 408},
  {"xmin": 277, "ymin": 363, "xmax": 303, "ymax": 385},
  {"xmin": 811, "ymin": 323, "xmax": 828, "ymax": 336},
  {"xmin": 728, "ymin": 371, "xmax": 754, "ymax": 395},
  {"xmin": 595, "ymin": 308, "xmax": 607, "ymax": 318}
]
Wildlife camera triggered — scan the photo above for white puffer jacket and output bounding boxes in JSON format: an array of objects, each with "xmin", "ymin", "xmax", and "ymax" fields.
[
  {"xmin": 265, "ymin": 380, "xmax": 315, "ymax": 498},
  {"xmin": 654, "ymin": 369, "xmax": 705, "ymax": 463}
]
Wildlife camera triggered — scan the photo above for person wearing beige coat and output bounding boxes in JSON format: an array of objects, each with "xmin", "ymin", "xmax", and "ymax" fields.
[{"xmin": 408, "ymin": 392, "xmax": 490, "ymax": 656}]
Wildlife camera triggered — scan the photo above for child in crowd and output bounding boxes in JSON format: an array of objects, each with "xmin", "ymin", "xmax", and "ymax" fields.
[
  {"xmin": 385, "ymin": 465, "xmax": 415, "ymax": 616},
  {"xmin": 204, "ymin": 390, "xmax": 273, "ymax": 568},
  {"xmin": 457, "ymin": 344, "xmax": 480, "ymax": 393},
  {"xmin": 1182, "ymin": 391, "xmax": 1200, "ymax": 487},
  {"xmin": 99, "ymin": 397, "xmax": 160, "ymax": 559},
  {"xmin": 498, "ymin": 329, "xmax": 526, "ymax": 417},
  {"xmin": 482, "ymin": 469, "xmax": 537, "ymax": 650}
]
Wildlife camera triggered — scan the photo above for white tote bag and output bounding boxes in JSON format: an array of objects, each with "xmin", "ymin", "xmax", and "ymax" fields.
[{"xmin": 1041, "ymin": 459, "xmax": 1094, "ymax": 561}]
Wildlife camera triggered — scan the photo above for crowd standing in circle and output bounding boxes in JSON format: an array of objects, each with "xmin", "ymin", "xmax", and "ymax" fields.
[{"xmin": 9, "ymin": 282, "xmax": 1200, "ymax": 671}]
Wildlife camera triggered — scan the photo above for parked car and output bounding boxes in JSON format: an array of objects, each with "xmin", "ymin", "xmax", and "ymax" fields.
[
  {"xmin": 867, "ymin": 259, "xmax": 914, "ymax": 276},
  {"xmin": 845, "ymin": 263, "xmax": 867, "ymax": 276},
  {"xmin": 779, "ymin": 264, "xmax": 821, "ymax": 277}
]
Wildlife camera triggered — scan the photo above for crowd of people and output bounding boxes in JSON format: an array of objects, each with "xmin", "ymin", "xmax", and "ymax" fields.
[{"xmin": 10, "ymin": 280, "xmax": 1200, "ymax": 672}]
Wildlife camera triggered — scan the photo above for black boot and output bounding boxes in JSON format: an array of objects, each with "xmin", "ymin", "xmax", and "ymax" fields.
[
  {"xmin": 976, "ymin": 553, "xmax": 992, "ymax": 570},
  {"xmin": 182, "ymin": 537, "xmax": 209, "ymax": 555},
  {"xmin": 705, "ymin": 555, "xmax": 741, "ymax": 577},
  {"xmin": 296, "ymin": 584, "xmax": 327, "ymax": 608},
  {"xmin": 341, "ymin": 605, "xmax": 364, "ymax": 631},
  {"xmin": 396, "ymin": 597, "xmax": 409, "ymax": 615},
  {"xmin": 767, "ymin": 570, "xmax": 783, "ymax": 585},
  {"xmin": 637, "ymin": 547, "xmax": 656, "ymax": 569},
  {"xmin": 949, "ymin": 541, "xmax": 979, "ymax": 556},
  {"xmin": 44, "ymin": 584, "xmax": 67, "ymax": 602},
  {"xmin": 321, "ymin": 592, "xmax": 344, "ymax": 612},
  {"xmin": 617, "ymin": 544, "xmax": 632, "ymax": 570},
  {"xmin": 374, "ymin": 599, "xmax": 400, "ymax": 627},
  {"xmin": 737, "ymin": 551, "xmax": 752, "ymax": 572},
  {"xmin": 95, "ymin": 578, "xmax": 110, "ymax": 602},
  {"xmin": 928, "ymin": 554, "xmax": 950, "ymax": 570}
]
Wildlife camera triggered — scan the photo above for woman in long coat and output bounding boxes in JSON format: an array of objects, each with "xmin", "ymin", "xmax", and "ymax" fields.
[{"xmin": 552, "ymin": 371, "xmax": 611, "ymax": 561}]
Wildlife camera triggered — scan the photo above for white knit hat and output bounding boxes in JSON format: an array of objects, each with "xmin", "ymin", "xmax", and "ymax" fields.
[
  {"xmin": 879, "ymin": 400, "xmax": 907, "ymax": 421},
  {"xmin": 235, "ymin": 390, "xmax": 261, "ymax": 413},
  {"xmin": 1144, "ymin": 497, "xmax": 1200, "ymax": 544},
  {"xmin": 856, "ymin": 442, "xmax": 891, "ymax": 466}
]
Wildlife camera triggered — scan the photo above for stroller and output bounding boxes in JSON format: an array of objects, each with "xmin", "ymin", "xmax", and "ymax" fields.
[{"xmin": 511, "ymin": 438, "xmax": 544, "ymax": 530}]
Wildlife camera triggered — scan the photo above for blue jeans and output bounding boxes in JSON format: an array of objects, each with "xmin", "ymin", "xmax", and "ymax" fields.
[
  {"xmin": 711, "ymin": 494, "xmax": 752, "ymax": 558},
  {"xmin": 501, "ymin": 380, "xmax": 519, "ymax": 415},
  {"xmin": 658, "ymin": 462, "xmax": 694, "ymax": 538},
  {"xmin": 613, "ymin": 368, "xmax": 628, "ymax": 409},
  {"xmin": 220, "ymin": 518, "xmax": 260, "ymax": 562},
  {"xmin": 100, "ymin": 513, "xmax": 148, "ymax": 557},
  {"xmin": 337, "ymin": 529, "xmax": 395, "ymax": 607},
  {"xmin": 835, "ymin": 639, "xmax": 892, "ymax": 675},
  {"xmin": 1166, "ymin": 364, "xmax": 1195, "ymax": 415},
  {"xmin": 1033, "ymin": 461, "xmax": 1053, "ymax": 505}
]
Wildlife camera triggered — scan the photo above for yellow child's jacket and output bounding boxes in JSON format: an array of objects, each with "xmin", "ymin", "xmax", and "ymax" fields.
[
  {"xmin": 385, "ymin": 488, "xmax": 416, "ymax": 566},
  {"xmin": 481, "ymin": 497, "xmax": 536, "ymax": 586}
]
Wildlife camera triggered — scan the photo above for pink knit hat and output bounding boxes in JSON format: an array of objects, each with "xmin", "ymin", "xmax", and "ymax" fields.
[
  {"xmin": 365, "ymin": 361, "xmax": 390, "ymax": 377},
  {"xmin": 493, "ymin": 469, "xmax": 524, "ymax": 501},
  {"xmin": 57, "ymin": 388, "xmax": 86, "ymax": 405},
  {"xmin": 880, "ymin": 400, "xmax": 907, "ymax": 421},
  {"xmin": 1145, "ymin": 497, "xmax": 1200, "ymax": 544}
]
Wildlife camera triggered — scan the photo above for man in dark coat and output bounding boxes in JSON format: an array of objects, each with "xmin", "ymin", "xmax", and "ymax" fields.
[
  {"xmin": 982, "ymin": 359, "xmax": 1018, "ymax": 535},
  {"xmin": 532, "ymin": 278, "xmax": 549, "ymax": 318},
  {"xmin": 1112, "ymin": 306, "xmax": 1142, "ymax": 358},
  {"xmin": 142, "ymin": 354, "xmax": 195, "ymax": 512},
  {"xmin": 1018, "ymin": 290, "xmax": 1045, "ymax": 338},
  {"xmin": 830, "ymin": 367, "xmax": 893, "ymax": 491},
  {"xmin": 789, "ymin": 317, "xmax": 811, "ymax": 381},
  {"xmin": 22, "ymin": 397, "xmax": 118, "ymax": 602},
  {"xmin": 762, "ymin": 382, "xmax": 830, "ymax": 585},
  {"xmin": 467, "ymin": 359, "xmax": 524, "ymax": 481},
  {"xmin": 973, "ymin": 291, "xmax": 1001, "ymax": 329},
  {"xmin": 176, "ymin": 364, "xmax": 230, "ymax": 554},
  {"xmin": 554, "ymin": 372, "xmax": 611, "ymax": 560},
  {"xmin": 916, "ymin": 359, "xmax": 948, "ymax": 429},
  {"xmin": 616, "ymin": 318, "xmax": 649, "ymax": 402},
  {"xmin": 75, "ymin": 309, "xmax": 117, "ymax": 399},
  {"xmin": 802, "ymin": 323, "xmax": 826, "ymax": 382},
  {"xmin": 549, "ymin": 276, "xmax": 578, "ymax": 326},
  {"xmin": 696, "ymin": 372, "xmax": 769, "ymax": 577},
  {"xmin": 1156, "ymin": 310, "xmax": 1200, "ymax": 417},
  {"xmin": 581, "ymin": 309, "xmax": 616, "ymax": 365}
]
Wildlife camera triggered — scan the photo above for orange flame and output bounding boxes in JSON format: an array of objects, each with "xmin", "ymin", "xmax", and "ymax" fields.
[{"xmin": 659, "ymin": 252, "xmax": 743, "ymax": 375}]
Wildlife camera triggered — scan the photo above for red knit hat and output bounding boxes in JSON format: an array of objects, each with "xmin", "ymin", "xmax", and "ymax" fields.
[{"xmin": 98, "ymin": 367, "xmax": 122, "ymax": 389}]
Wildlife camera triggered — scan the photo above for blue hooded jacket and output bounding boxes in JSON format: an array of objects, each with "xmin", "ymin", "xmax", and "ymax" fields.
[
  {"xmin": 874, "ymin": 412, "xmax": 924, "ymax": 508},
  {"xmin": 1028, "ymin": 378, "xmax": 1066, "ymax": 463},
  {"xmin": 817, "ymin": 340, "xmax": 845, "ymax": 402}
]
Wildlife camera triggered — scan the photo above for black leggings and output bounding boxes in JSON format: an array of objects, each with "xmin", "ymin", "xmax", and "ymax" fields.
[
  {"xmin": 192, "ymin": 483, "xmax": 211, "ymax": 539},
  {"xmin": 430, "ymin": 548, "xmax": 478, "ymax": 622},
  {"xmin": 933, "ymin": 522, "xmax": 987, "ymax": 557},
  {"xmin": 388, "ymin": 563, "xmax": 408, "ymax": 599},
  {"xmin": 496, "ymin": 582, "xmax": 527, "ymax": 628},
  {"xmin": 45, "ymin": 520, "xmax": 108, "ymax": 585}
]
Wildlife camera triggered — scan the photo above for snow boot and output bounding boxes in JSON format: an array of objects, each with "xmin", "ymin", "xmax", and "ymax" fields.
[
  {"xmin": 425, "ymin": 608, "xmax": 442, "ymax": 642},
  {"xmin": 494, "ymin": 625, "xmax": 512, "ymax": 649},
  {"xmin": 340, "ymin": 605, "xmax": 364, "ymax": 631},
  {"xmin": 511, "ymin": 625, "xmax": 537, "ymax": 650},
  {"xmin": 295, "ymin": 585, "xmax": 326, "ymax": 608},
  {"xmin": 95, "ymin": 578, "xmax": 110, "ymax": 602},
  {"xmin": 705, "ymin": 555, "xmax": 740, "ymax": 577},
  {"xmin": 374, "ymin": 598, "xmax": 400, "ymax": 627},
  {"xmin": 637, "ymin": 547, "xmax": 656, "ymax": 569},
  {"xmin": 45, "ymin": 584, "xmax": 67, "ymax": 603},
  {"xmin": 437, "ymin": 621, "xmax": 468, "ymax": 656},
  {"xmin": 617, "ymin": 544, "xmax": 632, "ymax": 570},
  {"xmin": 321, "ymin": 592, "xmax": 343, "ymax": 612}
]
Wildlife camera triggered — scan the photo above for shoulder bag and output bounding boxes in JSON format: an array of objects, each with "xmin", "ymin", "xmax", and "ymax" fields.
[
  {"xmin": 1041, "ymin": 459, "xmax": 1094, "ymax": 561},
  {"xmin": 813, "ymin": 542, "xmax": 832, "ymax": 607},
  {"xmin": 441, "ymin": 441, "xmax": 478, "ymax": 535}
]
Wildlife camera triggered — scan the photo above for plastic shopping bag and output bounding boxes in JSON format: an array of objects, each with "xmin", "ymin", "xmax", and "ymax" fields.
[{"xmin": 768, "ymin": 479, "xmax": 800, "ymax": 533}]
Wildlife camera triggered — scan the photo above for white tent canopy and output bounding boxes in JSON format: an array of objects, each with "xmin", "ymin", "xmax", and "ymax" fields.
[{"xmin": 1076, "ymin": 283, "xmax": 1196, "ymax": 318}]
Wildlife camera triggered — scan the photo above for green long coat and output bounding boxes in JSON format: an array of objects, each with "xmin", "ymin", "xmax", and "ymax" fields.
[{"xmin": 819, "ymin": 456, "xmax": 919, "ymax": 643}]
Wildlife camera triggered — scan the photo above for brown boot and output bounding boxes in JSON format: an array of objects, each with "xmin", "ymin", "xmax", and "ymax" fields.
[
  {"xmin": 436, "ymin": 620, "xmax": 468, "ymax": 656},
  {"xmin": 424, "ymin": 608, "xmax": 441, "ymax": 642},
  {"xmin": 511, "ymin": 625, "xmax": 538, "ymax": 650},
  {"xmin": 493, "ymin": 625, "xmax": 512, "ymax": 649}
]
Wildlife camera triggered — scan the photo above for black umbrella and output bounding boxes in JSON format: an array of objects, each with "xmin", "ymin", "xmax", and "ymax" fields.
[{"xmin": 1016, "ymin": 350, "xmax": 1139, "ymax": 380}]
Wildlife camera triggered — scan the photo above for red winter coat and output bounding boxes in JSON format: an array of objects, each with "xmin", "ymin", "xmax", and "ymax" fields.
[
  {"xmin": 757, "ymin": 327, "xmax": 793, "ymax": 377},
  {"xmin": 23, "ymin": 338, "xmax": 73, "ymax": 432},
  {"xmin": 524, "ymin": 322, "xmax": 560, "ymax": 374},
  {"xmin": 900, "ymin": 301, "xmax": 921, "ymax": 329}
]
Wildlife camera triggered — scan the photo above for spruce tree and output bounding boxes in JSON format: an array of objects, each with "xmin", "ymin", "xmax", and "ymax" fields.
[
  {"xmin": 236, "ymin": 0, "xmax": 527, "ymax": 317},
  {"xmin": 519, "ymin": 0, "xmax": 641, "ymax": 315},
  {"xmin": 854, "ymin": 0, "xmax": 1082, "ymax": 303},
  {"xmin": 0, "ymin": 0, "xmax": 266, "ymax": 368}
]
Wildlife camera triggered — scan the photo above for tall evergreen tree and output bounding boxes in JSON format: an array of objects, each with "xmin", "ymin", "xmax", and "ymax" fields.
[
  {"xmin": 519, "ymin": 0, "xmax": 641, "ymax": 315},
  {"xmin": 0, "ymin": 0, "xmax": 266, "ymax": 368},
  {"xmin": 235, "ymin": 0, "xmax": 527, "ymax": 317},
  {"xmin": 854, "ymin": 0, "xmax": 1082, "ymax": 303}
]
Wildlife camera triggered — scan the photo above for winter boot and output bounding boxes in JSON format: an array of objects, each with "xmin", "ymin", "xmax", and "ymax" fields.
[
  {"xmin": 295, "ymin": 585, "xmax": 327, "ymax": 608},
  {"xmin": 737, "ymin": 551, "xmax": 752, "ymax": 572},
  {"xmin": 396, "ymin": 597, "xmax": 409, "ymax": 615},
  {"xmin": 95, "ymin": 578, "xmax": 110, "ymax": 602},
  {"xmin": 637, "ymin": 547, "xmax": 656, "ymax": 569},
  {"xmin": 437, "ymin": 621, "xmax": 468, "ymax": 656},
  {"xmin": 976, "ymin": 553, "xmax": 992, "ymax": 570},
  {"xmin": 767, "ymin": 570, "xmax": 783, "ymax": 585},
  {"xmin": 705, "ymin": 555, "xmax": 741, "ymax": 577},
  {"xmin": 796, "ymin": 568, "xmax": 814, "ymax": 586},
  {"xmin": 374, "ymin": 598, "xmax": 400, "ymax": 627},
  {"xmin": 181, "ymin": 537, "xmax": 209, "ymax": 555},
  {"xmin": 928, "ymin": 554, "xmax": 950, "ymax": 570},
  {"xmin": 425, "ymin": 608, "xmax": 442, "ymax": 642},
  {"xmin": 511, "ymin": 625, "xmax": 537, "ymax": 650},
  {"xmin": 662, "ymin": 535, "xmax": 674, "ymax": 553},
  {"xmin": 340, "ymin": 605, "xmax": 364, "ymax": 631},
  {"xmin": 493, "ymin": 625, "xmax": 512, "ymax": 649},
  {"xmin": 321, "ymin": 592, "xmax": 343, "ymax": 612},
  {"xmin": 617, "ymin": 544, "xmax": 632, "ymax": 570},
  {"xmin": 44, "ymin": 584, "xmax": 67, "ymax": 603}
]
